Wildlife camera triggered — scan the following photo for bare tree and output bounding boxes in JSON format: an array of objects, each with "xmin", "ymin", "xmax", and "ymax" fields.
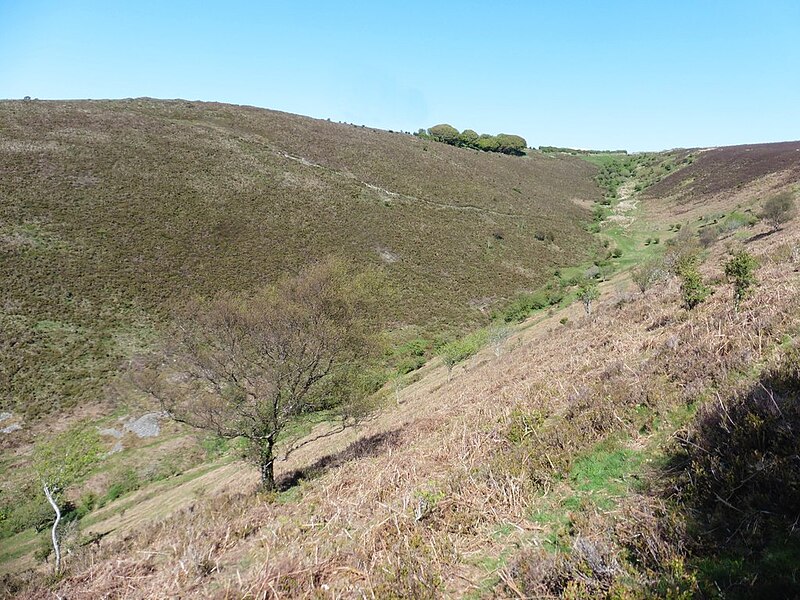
[
  {"xmin": 134, "ymin": 259, "xmax": 378, "ymax": 491},
  {"xmin": 630, "ymin": 258, "xmax": 667, "ymax": 295}
]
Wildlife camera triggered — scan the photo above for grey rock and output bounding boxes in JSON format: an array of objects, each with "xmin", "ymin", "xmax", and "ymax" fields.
[{"xmin": 123, "ymin": 412, "xmax": 165, "ymax": 438}]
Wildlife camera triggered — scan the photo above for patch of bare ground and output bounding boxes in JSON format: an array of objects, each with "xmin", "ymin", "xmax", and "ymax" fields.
[{"xmin": 9, "ymin": 210, "xmax": 800, "ymax": 598}]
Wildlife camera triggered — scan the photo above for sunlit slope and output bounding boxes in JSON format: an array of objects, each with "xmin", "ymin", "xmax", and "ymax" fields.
[{"xmin": 0, "ymin": 99, "xmax": 600, "ymax": 414}]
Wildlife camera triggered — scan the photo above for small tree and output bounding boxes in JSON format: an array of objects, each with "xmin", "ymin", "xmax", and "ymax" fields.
[
  {"xmin": 135, "ymin": 259, "xmax": 378, "ymax": 491},
  {"xmin": 631, "ymin": 258, "xmax": 667, "ymax": 295},
  {"xmin": 675, "ymin": 254, "xmax": 710, "ymax": 309},
  {"xmin": 724, "ymin": 249, "xmax": 758, "ymax": 310},
  {"xmin": 33, "ymin": 425, "xmax": 102, "ymax": 574},
  {"xmin": 577, "ymin": 280, "xmax": 600, "ymax": 315},
  {"xmin": 761, "ymin": 191, "xmax": 797, "ymax": 232}
]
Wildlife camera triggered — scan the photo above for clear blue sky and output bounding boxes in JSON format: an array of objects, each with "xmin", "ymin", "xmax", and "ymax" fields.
[{"xmin": 1, "ymin": 1, "xmax": 798, "ymax": 151}]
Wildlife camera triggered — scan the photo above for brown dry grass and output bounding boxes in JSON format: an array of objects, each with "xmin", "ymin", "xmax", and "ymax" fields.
[{"xmin": 7, "ymin": 198, "xmax": 800, "ymax": 598}]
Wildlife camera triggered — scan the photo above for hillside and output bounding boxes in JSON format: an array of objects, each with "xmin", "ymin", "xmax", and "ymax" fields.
[
  {"xmin": 0, "ymin": 99, "xmax": 601, "ymax": 418},
  {"xmin": 644, "ymin": 141, "xmax": 800, "ymax": 215},
  {"xmin": 2, "ymin": 100, "xmax": 800, "ymax": 598},
  {"xmin": 1, "ymin": 134, "xmax": 798, "ymax": 598}
]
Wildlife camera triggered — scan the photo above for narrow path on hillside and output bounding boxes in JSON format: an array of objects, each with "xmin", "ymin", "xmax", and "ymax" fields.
[
  {"xmin": 192, "ymin": 121, "xmax": 553, "ymax": 220},
  {"xmin": 277, "ymin": 149, "xmax": 533, "ymax": 219}
]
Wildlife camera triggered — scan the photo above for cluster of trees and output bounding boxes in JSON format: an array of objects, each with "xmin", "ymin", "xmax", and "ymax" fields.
[{"xmin": 418, "ymin": 124, "xmax": 528, "ymax": 155}]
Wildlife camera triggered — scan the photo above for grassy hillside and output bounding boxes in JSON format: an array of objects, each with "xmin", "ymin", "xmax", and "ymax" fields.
[
  {"xmin": 0, "ymin": 99, "xmax": 601, "ymax": 417},
  {"xmin": 3, "ymin": 141, "xmax": 799, "ymax": 597},
  {"xmin": 4, "ymin": 99, "xmax": 800, "ymax": 598},
  {"xmin": 644, "ymin": 141, "xmax": 800, "ymax": 212}
]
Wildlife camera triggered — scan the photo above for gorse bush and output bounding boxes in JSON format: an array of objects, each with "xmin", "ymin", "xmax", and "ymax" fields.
[
  {"xmin": 675, "ymin": 254, "xmax": 710, "ymax": 309},
  {"xmin": 724, "ymin": 249, "xmax": 758, "ymax": 309}
]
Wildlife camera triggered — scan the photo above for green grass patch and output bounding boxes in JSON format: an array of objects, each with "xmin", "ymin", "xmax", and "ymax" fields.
[
  {"xmin": 439, "ymin": 328, "xmax": 489, "ymax": 371},
  {"xmin": 0, "ymin": 527, "xmax": 37, "ymax": 567},
  {"xmin": 569, "ymin": 443, "xmax": 641, "ymax": 497}
]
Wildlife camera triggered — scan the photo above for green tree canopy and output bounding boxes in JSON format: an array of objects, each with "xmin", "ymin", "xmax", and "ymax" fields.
[
  {"xmin": 428, "ymin": 124, "xmax": 460, "ymax": 145},
  {"xmin": 459, "ymin": 129, "xmax": 479, "ymax": 147},
  {"xmin": 476, "ymin": 134, "xmax": 500, "ymax": 152},
  {"xmin": 495, "ymin": 133, "xmax": 528, "ymax": 155}
]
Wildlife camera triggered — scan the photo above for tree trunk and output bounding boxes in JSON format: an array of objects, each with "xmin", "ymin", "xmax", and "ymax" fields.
[
  {"xmin": 43, "ymin": 483, "xmax": 61, "ymax": 574},
  {"xmin": 259, "ymin": 440, "xmax": 276, "ymax": 491}
]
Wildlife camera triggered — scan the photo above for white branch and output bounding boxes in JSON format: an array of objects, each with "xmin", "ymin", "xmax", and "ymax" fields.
[{"xmin": 43, "ymin": 483, "xmax": 62, "ymax": 574}]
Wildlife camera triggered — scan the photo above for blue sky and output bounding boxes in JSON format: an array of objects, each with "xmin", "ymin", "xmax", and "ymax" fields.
[{"xmin": 0, "ymin": 1, "xmax": 798, "ymax": 151}]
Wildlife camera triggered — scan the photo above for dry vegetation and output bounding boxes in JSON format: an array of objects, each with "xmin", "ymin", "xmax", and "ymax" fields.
[
  {"xmin": 5, "ymin": 177, "xmax": 800, "ymax": 597},
  {"xmin": 3, "ymin": 99, "xmax": 800, "ymax": 598}
]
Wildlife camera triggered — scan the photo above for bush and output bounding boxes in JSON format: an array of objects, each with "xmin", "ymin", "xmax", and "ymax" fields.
[
  {"xmin": 502, "ymin": 291, "xmax": 548, "ymax": 323},
  {"xmin": 724, "ymin": 249, "xmax": 758, "ymax": 309},
  {"xmin": 698, "ymin": 226, "xmax": 720, "ymax": 247},
  {"xmin": 101, "ymin": 468, "xmax": 140, "ymax": 505},
  {"xmin": 438, "ymin": 329, "xmax": 488, "ymax": 372},
  {"xmin": 675, "ymin": 254, "xmax": 710, "ymax": 309},
  {"xmin": 761, "ymin": 191, "xmax": 797, "ymax": 232},
  {"xmin": 631, "ymin": 258, "xmax": 667, "ymax": 295}
]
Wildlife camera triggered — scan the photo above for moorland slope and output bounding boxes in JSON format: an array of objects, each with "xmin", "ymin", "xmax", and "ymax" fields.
[{"xmin": 0, "ymin": 99, "xmax": 601, "ymax": 418}]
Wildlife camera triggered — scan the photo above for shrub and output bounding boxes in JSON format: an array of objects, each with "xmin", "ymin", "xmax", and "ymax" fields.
[
  {"xmin": 698, "ymin": 226, "xmax": 720, "ymax": 247},
  {"xmin": 675, "ymin": 254, "xmax": 710, "ymax": 309},
  {"xmin": 502, "ymin": 291, "xmax": 549, "ymax": 323},
  {"xmin": 439, "ymin": 329, "xmax": 488, "ymax": 373},
  {"xmin": 724, "ymin": 249, "xmax": 758, "ymax": 310},
  {"xmin": 631, "ymin": 258, "xmax": 667, "ymax": 295},
  {"xmin": 761, "ymin": 191, "xmax": 797, "ymax": 232}
]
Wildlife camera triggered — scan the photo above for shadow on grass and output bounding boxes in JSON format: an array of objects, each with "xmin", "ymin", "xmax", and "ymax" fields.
[
  {"xmin": 661, "ymin": 346, "xmax": 800, "ymax": 598},
  {"xmin": 278, "ymin": 428, "xmax": 404, "ymax": 491},
  {"xmin": 745, "ymin": 229, "xmax": 777, "ymax": 243}
]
